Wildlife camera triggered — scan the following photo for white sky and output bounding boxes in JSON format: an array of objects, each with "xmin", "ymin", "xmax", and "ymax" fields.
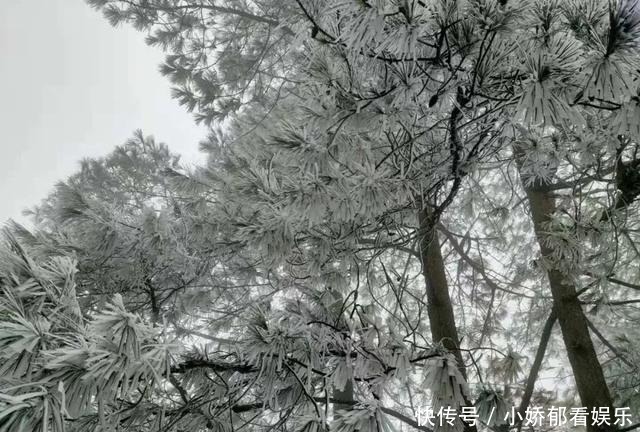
[{"xmin": 0, "ymin": 0, "xmax": 208, "ymax": 224}]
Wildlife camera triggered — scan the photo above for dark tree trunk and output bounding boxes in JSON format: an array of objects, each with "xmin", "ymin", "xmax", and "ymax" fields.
[
  {"xmin": 516, "ymin": 153, "xmax": 616, "ymax": 432},
  {"xmin": 418, "ymin": 208, "xmax": 466, "ymax": 377},
  {"xmin": 418, "ymin": 207, "xmax": 477, "ymax": 432},
  {"xmin": 333, "ymin": 380, "xmax": 354, "ymax": 414},
  {"xmin": 516, "ymin": 309, "xmax": 556, "ymax": 432}
]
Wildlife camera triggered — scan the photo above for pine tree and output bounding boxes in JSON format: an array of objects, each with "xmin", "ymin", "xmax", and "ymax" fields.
[{"xmin": 2, "ymin": 1, "xmax": 640, "ymax": 431}]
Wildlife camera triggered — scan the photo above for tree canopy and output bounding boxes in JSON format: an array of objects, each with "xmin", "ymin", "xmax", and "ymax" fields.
[{"xmin": 1, "ymin": 1, "xmax": 640, "ymax": 432}]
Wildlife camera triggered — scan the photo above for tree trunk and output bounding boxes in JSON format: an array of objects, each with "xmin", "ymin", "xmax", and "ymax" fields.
[
  {"xmin": 516, "ymin": 309, "xmax": 556, "ymax": 432},
  {"xmin": 516, "ymin": 153, "xmax": 616, "ymax": 432},
  {"xmin": 418, "ymin": 208, "xmax": 466, "ymax": 376},
  {"xmin": 333, "ymin": 308, "xmax": 355, "ymax": 417},
  {"xmin": 333, "ymin": 380, "xmax": 354, "ymax": 414},
  {"xmin": 418, "ymin": 207, "xmax": 477, "ymax": 432}
]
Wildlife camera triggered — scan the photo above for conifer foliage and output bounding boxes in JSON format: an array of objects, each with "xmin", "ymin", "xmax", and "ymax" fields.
[{"xmin": 2, "ymin": 1, "xmax": 640, "ymax": 432}]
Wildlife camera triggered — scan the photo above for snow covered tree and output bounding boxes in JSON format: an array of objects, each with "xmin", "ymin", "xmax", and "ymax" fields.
[{"xmin": 1, "ymin": 0, "xmax": 640, "ymax": 432}]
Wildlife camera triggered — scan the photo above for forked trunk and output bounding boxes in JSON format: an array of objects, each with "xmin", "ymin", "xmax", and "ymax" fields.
[{"xmin": 515, "ymin": 150, "xmax": 616, "ymax": 432}]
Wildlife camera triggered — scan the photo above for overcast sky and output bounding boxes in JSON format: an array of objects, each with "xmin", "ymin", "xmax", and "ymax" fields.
[{"xmin": 0, "ymin": 0, "xmax": 207, "ymax": 224}]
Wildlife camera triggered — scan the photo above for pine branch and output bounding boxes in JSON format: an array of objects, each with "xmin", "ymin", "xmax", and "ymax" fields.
[{"xmin": 170, "ymin": 359, "xmax": 257, "ymax": 374}]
